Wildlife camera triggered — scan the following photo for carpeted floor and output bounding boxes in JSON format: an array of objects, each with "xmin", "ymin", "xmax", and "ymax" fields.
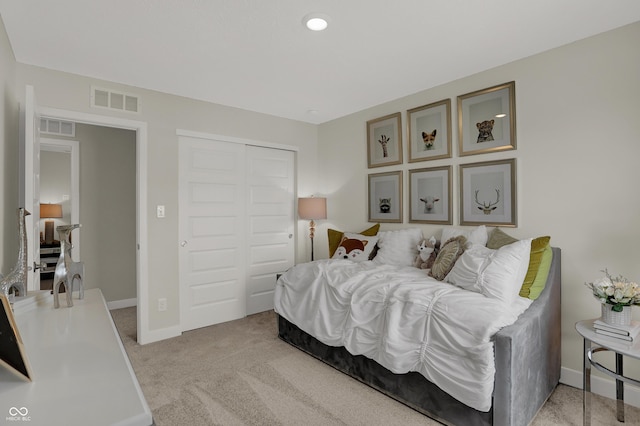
[{"xmin": 110, "ymin": 308, "xmax": 640, "ymax": 425}]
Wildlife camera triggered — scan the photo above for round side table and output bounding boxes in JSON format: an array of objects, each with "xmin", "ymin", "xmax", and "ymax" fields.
[{"xmin": 576, "ymin": 319, "xmax": 640, "ymax": 425}]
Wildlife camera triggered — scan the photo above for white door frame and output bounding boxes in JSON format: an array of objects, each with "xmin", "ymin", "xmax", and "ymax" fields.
[
  {"xmin": 40, "ymin": 138, "xmax": 80, "ymax": 261},
  {"xmin": 40, "ymin": 106, "xmax": 151, "ymax": 344}
]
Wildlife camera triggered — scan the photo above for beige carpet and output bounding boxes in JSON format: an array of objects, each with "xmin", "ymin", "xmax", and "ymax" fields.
[{"xmin": 110, "ymin": 308, "xmax": 640, "ymax": 425}]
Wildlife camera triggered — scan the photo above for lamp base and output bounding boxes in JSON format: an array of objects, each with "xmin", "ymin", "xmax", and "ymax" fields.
[
  {"xmin": 310, "ymin": 236, "xmax": 315, "ymax": 262},
  {"xmin": 44, "ymin": 220, "xmax": 54, "ymax": 244}
]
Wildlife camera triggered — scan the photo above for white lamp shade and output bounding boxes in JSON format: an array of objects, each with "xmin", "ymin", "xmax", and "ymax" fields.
[{"xmin": 298, "ymin": 197, "xmax": 327, "ymax": 220}]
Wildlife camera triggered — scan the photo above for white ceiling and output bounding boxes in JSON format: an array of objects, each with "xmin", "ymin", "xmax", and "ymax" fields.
[{"xmin": 1, "ymin": 1, "xmax": 639, "ymax": 124}]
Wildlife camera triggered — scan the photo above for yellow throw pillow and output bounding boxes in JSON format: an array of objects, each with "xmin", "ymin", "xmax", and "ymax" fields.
[
  {"xmin": 523, "ymin": 245, "xmax": 553, "ymax": 300},
  {"xmin": 519, "ymin": 236, "xmax": 551, "ymax": 298},
  {"xmin": 328, "ymin": 224, "xmax": 380, "ymax": 258}
]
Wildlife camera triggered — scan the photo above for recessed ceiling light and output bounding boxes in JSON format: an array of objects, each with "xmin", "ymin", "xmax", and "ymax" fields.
[
  {"xmin": 495, "ymin": 113, "xmax": 507, "ymax": 118},
  {"xmin": 303, "ymin": 13, "xmax": 330, "ymax": 31}
]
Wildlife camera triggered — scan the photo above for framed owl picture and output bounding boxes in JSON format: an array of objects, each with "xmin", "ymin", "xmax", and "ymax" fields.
[
  {"xmin": 368, "ymin": 171, "xmax": 402, "ymax": 223},
  {"xmin": 457, "ymin": 81, "xmax": 516, "ymax": 156}
]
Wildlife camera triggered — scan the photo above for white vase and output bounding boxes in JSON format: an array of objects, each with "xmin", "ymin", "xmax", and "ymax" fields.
[{"xmin": 601, "ymin": 304, "xmax": 632, "ymax": 326}]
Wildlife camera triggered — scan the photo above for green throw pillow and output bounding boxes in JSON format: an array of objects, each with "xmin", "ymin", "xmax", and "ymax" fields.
[
  {"xmin": 486, "ymin": 227, "xmax": 518, "ymax": 249},
  {"xmin": 525, "ymin": 246, "xmax": 553, "ymax": 300},
  {"xmin": 519, "ymin": 236, "xmax": 551, "ymax": 298},
  {"xmin": 328, "ymin": 224, "xmax": 380, "ymax": 258}
]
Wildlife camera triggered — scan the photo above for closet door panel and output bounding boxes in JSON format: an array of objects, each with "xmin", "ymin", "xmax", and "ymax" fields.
[
  {"xmin": 246, "ymin": 146, "xmax": 295, "ymax": 314},
  {"xmin": 179, "ymin": 137, "xmax": 246, "ymax": 332}
]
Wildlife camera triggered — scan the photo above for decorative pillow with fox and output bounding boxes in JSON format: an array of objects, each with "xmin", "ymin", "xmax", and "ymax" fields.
[{"xmin": 331, "ymin": 233, "xmax": 379, "ymax": 262}]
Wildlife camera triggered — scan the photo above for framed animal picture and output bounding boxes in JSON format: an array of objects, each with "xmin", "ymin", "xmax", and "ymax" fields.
[
  {"xmin": 409, "ymin": 166, "xmax": 452, "ymax": 224},
  {"xmin": 366, "ymin": 112, "xmax": 403, "ymax": 168},
  {"xmin": 407, "ymin": 99, "xmax": 452, "ymax": 162},
  {"xmin": 457, "ymin": 81, "xmax": 516, "ymax": 156},
  {"xmin": 459, "ymin": 158, "xmax": 516, "ymax": 227},
  {"xmin": 368, "ymin": 171, "xmax": 402, "ymax": 223}
]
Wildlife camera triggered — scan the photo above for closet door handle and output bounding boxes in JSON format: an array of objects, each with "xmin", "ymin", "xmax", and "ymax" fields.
[
  {"xmin": 180, "ymin": 240, "xmax": 188, "ymax": 247},
  {"xmin": 288, "ymin": 234, "xmax": 293, "ymax": 239}
]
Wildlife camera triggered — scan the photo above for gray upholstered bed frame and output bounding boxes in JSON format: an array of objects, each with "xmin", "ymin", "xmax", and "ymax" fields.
[{"xmin": 277, "ymin": 247, "xmax": 561, "ymax": 426}]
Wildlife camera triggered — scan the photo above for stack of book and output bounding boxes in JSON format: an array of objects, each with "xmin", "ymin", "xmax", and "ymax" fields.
[{"xmin": 593, "ymin": 319, "xmax": 640, "ymax": 342}]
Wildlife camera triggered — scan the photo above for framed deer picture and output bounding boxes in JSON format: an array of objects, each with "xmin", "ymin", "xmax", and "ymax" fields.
[
  {"xmin": 409, "ymin": 166, "xmax": 452, "ymax": 224},
  {"xmin": 367, "ymin": 112, "xmax": 403, "ymax": 168},
  {"xmin": 459, "ymin": 159, "xmax": 516, "ymax": 227}
]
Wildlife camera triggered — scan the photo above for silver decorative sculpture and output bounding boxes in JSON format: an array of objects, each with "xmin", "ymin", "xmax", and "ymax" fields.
[
  {"xmin": 52, "ymin": 224, "xmax": 84, "ymax": 308},
  {"xmin": 0, "ymin": 208, "xmax": 30, "ymax": 300}
]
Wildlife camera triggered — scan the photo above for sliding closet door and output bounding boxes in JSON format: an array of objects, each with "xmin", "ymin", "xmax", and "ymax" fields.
[
  {"xmin": 245, "ymin": 146, "xmax": 295, "ymax": 314},
  {"xmin": 179, "ymin": 134, "xmax": 296, "ymax": 331},
  {"xmin": 179, "ymin": 137, "xmax": 246, "ymax": 332}
]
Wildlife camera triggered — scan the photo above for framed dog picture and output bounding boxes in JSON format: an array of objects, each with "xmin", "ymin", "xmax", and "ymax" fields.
[
  {"xmin": 457, "ymin": 81, "xmax": 516, "ymax": 156},
  {"xmin": 460, "ymin": 158, "xmax": 516, "ymax": 227},
  {"xmin": 367, "ymin": 112, "xmax": 403, "ymax": 168},
  {"xmin": 409, "ymin": 166, "xmax": 452, "ymax": 224},
  {"xmin": 368, "ymin": 171, "xmax": 402, "ymax": 223},
  {"xmin": 407, "ymin": 99, "xmax": 452, "ymax": 162}
]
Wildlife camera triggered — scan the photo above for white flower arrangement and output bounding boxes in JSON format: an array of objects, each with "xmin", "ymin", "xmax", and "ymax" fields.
[{"xmin": 585, "ymin": 269, "xmax": 640, "ymax": 312}]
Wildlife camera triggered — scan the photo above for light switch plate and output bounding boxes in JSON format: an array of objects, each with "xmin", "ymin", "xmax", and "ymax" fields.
[{"xmin": 156, "ymin": 205, "xmax": 165, "ymax": 218}]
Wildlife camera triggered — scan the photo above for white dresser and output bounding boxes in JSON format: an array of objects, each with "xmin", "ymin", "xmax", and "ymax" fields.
[{"xmin": 0, "ymin": 289, "xmax": 153, "ymax": 425}]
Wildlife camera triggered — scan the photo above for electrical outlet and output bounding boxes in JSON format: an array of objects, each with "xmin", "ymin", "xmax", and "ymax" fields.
[{"xmin": 158, "ymin": 298, "xmax": 167, "ymax": 311}]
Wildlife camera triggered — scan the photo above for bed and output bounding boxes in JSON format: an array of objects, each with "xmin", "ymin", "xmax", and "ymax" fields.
[{"xmin": 274, "ymin": 227, "xmax": 561, "ymax": 426}]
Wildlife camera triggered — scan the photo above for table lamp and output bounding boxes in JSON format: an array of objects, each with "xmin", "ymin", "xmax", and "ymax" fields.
[{"xmin": 40, "ymin": 203, "xmax": 63, "ymax": 244}]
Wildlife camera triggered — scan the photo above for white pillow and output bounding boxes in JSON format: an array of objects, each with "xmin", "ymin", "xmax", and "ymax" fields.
[
  {"xmin": 441, "ymin": 225, "xmax": 488, "ymax": 246},
  {"xmin": 445, "ymin": 238, "xmax": 532, "ymax": 304},
  {"xmin": 373, "ymin": 228, "xmax": 423, "ymax": 266},
  {"xmin": 331, "ymin": 233, "xmax": 378, "ymax": 262}
]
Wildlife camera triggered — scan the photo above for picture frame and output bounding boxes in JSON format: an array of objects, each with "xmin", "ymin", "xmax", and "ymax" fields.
[
  {"xmin": 407, "ymin": 99, "xmax": 452, "ymax": 162},
  {"xmin": 409, "ymin": 166, "xmax": 452, "ymax": 224},
  {"xmin": 457, "ymin": 81, "xmax": 516, "ymax": 156},
  {"xmin": 460, "ymin": 158, "xmax": 516, "ymax": 227},
  {"xmin": 368, "ymin": 171, "xmax": 402, "ymax": 223},
  {"xmin": 0, "ymin": 294, "xmax": 33, "ymax": 381},
  {"xmin": 367, "ymin": 112, "xmax": 403, "ymax": 168}
]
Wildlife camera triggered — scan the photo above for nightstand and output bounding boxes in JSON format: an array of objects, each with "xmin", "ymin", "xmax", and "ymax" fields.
[
  {"xmin": 576, "ymin": 319, "xmax": 640, "ymax": 425},
  {"xmin": 40, "ymin": 243, "xmax": 61, "ymax": 280}
]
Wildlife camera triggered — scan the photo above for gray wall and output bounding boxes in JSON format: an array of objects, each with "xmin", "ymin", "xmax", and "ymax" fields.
[
  {"xmin": 41, "ymin": 125, "xmax": 137, "ymax": 302},
  {"xmin": 77, "ymin": 124, "xmax": 136, "ymax": 302},
  {"xmin": 10, "ymin": 46, "xmax": 319, "ymax": 334},
  {"xmin": 0, "ymin": 14, "xmax": 18, "ymax": 271},
  {"xmin": 317, "ymin": 22, "xmax": 640, "ymax": 385},
  {"xmin": 40, "ymin": 150, "xmax": 71, "ymax": 228}
]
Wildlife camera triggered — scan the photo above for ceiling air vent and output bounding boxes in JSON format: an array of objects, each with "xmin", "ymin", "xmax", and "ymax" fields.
[
  {"xmin": 40, "ymin": 118, "xmax": 75, "ymax": 137},
  {"xmin": 91, "ymin": 86, "xmax": 140, "ymax": 113}
]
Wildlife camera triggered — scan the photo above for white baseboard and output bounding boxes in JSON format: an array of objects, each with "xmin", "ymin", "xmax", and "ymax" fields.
[
  {"xmin": 561, "ymin": 366, "xmax": 640, "ymax": 408},
  {"xmin": 107, "ymin": 297, "xmax": 137, "ymax": 310},
  {"xmin": 138, "ymin": 325, "xmax": 182, "ymax": 345},
  {"xmin": 105, "ymin": 297, "xmax": 182, "ymax": 344}
]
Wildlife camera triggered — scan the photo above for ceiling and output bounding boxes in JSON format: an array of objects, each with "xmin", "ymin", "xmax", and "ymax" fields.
[{"xmin": 1, "ymin": 1, "xmax": 639, "ymax": 124}]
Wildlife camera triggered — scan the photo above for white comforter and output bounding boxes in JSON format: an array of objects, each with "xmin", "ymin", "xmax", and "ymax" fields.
[{"xmin": 274, "ymin": 259, "xmax": 532, "ymax": 412}]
